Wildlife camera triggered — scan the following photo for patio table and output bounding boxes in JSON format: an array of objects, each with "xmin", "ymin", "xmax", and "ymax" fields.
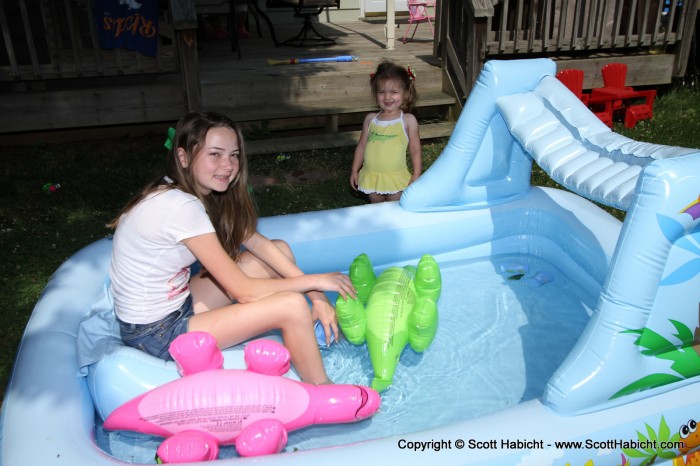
[
  {"xmin": 588, "ymin": 87, "xmax": 645, "ymax": 104},
  {"xmin": 588, "ymin": 87, "xmax": 655, "ymax": 129}
]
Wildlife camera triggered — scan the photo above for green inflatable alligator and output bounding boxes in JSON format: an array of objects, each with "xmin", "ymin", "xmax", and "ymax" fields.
[{"xmin": 335, "ymin": 253, "xmax": 442, "ymax": 392}]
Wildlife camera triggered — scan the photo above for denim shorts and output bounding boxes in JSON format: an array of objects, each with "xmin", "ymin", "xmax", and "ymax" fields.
[{"xmin": 117, "ymin": 295, "xmax": 194, "ymax": 361}]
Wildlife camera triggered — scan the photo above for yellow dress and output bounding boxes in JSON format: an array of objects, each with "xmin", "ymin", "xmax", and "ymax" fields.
[{"xmin": 358, "ymin": 112, "xmax": 411, "ymax": 194}]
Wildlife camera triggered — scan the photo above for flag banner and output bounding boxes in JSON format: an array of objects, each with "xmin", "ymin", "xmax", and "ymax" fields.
[{"xmin": 94, "ymin": 0, "xmax": 159, "ymax": 57}]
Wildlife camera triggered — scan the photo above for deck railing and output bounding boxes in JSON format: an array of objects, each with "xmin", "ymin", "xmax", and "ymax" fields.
[
  {"xmin": 0, "ymin": 0, "xmax": 176, "ymax": 83},
  {"xmin": 437, "ymin": 0, "xmax": 699, "ymax": 105},
  {"xmin": 487, "ymin": 0, "xmax": 689, "ymax": 53}
]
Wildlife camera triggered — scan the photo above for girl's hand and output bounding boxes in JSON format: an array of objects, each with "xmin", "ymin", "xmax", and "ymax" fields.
[
  {"xmin": 350, "ymin": 172, "xmax": 359, "ymax": 190},
  {"xmin": 314, "ymin": 272, "xmax": 356, "ymax": 300},
  {"xmin": 310, "ymin": 297, "xmax": 339, "ymax": 346}
]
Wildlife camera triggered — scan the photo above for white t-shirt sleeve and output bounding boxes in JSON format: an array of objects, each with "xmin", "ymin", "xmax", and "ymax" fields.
[{"xmin": 168, "ymin": 197, "xmax": 216, "ymax": 243}]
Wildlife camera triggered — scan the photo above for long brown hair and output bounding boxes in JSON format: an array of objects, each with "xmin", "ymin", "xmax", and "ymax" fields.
[{"xmin": 108, "ymin": 111, "xmax": 257, "ymax": 260}]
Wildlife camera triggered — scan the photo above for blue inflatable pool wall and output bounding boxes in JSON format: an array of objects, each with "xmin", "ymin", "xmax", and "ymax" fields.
[
  {"xmin": 405, "ymin": 58, "xmax": 700, "ymax": 416},
  {"xmin": 1, "ymin": 58, "xmax": 699, "ymax": 466},
  {"xmin": 401, "ymin": 60, "xmax": 700, "ymax": 414}
]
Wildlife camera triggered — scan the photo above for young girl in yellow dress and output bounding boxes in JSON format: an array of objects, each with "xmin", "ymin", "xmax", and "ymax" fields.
[{"xmin": 350, "ymin": 61, "xmax": 423, "ymax": 203}]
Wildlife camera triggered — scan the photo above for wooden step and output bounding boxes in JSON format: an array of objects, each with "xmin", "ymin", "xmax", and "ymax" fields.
[
  {"xmin": 201, "ymin": 60, "xmax": 446, "ymax": 107},
  {"xmin": 215, "ymin": 92, "xmax": 456, "ymax": 123},
  {"xmin": 247, "ymin": 120, "xmax": 455, "ymax": 155},
  {"xmin": 200, "ymin": 53, "xmax": 451, "ymax": 148}
]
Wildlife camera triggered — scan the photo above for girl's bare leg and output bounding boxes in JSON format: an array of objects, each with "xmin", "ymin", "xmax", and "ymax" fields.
[
  {"xmin": 188, "ymin": 292, "xmax": 329, "ymax": 384},
  {"xmin": 189, "ymin": 239, "xmax": 293, "ymax": 313},
  {"xmin": 368, "ymin": 193, "xmax": 385, "ymax": 203},
  {"xmin": 368, "ymin": 192, "xmax": 402, "ymax": 203},
  {"xmin": 188, "ymin": 240, "xmax": 330, "ymax": 384}
]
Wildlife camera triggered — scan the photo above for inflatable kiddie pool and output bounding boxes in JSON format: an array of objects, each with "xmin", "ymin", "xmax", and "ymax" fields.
[{"xmin": 2, "ymin": 58, "xmax": 700, "ymax": 466}]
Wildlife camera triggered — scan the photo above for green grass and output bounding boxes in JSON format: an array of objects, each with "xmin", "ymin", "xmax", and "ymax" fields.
[{"xmin": 1, "ymin": 84, "xmax": 699, "ymax": 402}]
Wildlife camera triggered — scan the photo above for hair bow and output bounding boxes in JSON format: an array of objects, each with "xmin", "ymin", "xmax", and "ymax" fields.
[
  {"xmin": 406, "ymin": 66, "xmax": 417, "ymax": 81},
  {"xmin": 163, "ymin": 127, "xmax": 176, "ymax": 151}
]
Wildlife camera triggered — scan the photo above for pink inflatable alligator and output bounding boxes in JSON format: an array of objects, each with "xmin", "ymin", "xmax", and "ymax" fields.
[{"xmin": 103, "ymin": 331, "xmax": 381, "ymax": 463}]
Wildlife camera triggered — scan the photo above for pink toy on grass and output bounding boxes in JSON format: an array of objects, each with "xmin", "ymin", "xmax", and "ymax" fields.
[{"xmin": 103, "ymin": 331, "xmax": 381, "ymax": 463}]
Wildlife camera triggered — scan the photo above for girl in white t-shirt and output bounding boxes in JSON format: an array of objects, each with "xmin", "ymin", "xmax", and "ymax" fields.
[{"xmin": 108, "ymin": 111, "xmax": 355, "ymax": 385}]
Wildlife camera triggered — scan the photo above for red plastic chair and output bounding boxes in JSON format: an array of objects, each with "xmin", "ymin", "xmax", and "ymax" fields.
[
  {"xmin": 601, "ymin": 62, "xmax": 634, "ymax": 112},
  {"xmin": 624, "ymin": 89, "xmax": 657, "ymax": 128},
  {"xmin": 556, "ymin": 69, "xmax": 589, "ymax": 104},
  {"xmin": 601, "ymin": 62, "xmax": 634, "ymax": 90},
  {"xmin": 402, "ymin": 0, "xmax": 435, "ymax": 44},
  {"xmin": 556, "ymin": 69, "xmax": 613, "ymax": 128}
]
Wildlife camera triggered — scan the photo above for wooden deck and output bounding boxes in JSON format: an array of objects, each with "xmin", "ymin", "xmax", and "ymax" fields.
[
  {"xmin": 0, "ymin": 18, "xmax": 456, "ymax": 152},
  {"xmin": 198, "ymin": 18, "xmax": 455, "ymax": 153},
  {"xmin": 4, "ymin": 0, "xmax": 696, "ymax": 151}
]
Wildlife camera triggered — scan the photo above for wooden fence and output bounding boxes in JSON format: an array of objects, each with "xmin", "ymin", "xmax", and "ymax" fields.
[{"xmin": 0, "ymin": 0, "xmax": 176, "ymax": 83}]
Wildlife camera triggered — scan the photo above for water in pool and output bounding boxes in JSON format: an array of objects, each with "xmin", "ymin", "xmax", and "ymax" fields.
[{"xmin": 95, "ymin": 253, "xmax": 597, "ymax": 462}]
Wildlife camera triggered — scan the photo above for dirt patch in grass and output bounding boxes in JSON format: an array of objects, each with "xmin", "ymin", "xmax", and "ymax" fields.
[{"xmin": 250, "ymin": 169, "xmax": 330, "ymax": 187}]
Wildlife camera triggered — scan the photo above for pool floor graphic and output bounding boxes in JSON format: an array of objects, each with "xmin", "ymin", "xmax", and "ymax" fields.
[
  {"xmin": 619, "ymin": 415, "xmax": 680, "ymax": 466},
  {"xmin": 559, "ymin": 415, "xmax": 700, "ymax": 466},
  {"xmin": 657, "ymin": 206, "xmax": 700, "ymax": 288},
  {"xmin": 614, "ymin": 312, "xmax": 700, "ymax": 400},
  {"xmin": 607, "ymin": 201, "xmax": 700, "ymax": 400}
]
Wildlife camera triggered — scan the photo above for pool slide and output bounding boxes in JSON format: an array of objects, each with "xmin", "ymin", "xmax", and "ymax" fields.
[{"xmin": 1, "ymin": 58, "xmax": 699, "ymax": 466}]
